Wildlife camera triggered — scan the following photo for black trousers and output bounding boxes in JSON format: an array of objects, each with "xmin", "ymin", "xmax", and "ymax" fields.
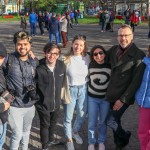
[
  {"xmin": 39, "ymin": 23, "xmax": 44, "ymax": 34},
  {"xmin": 148, "ymin": 30, "xmax": 150, "ymax": 38},
  {"xmin": 37, "ymin": 107, "xmax": 60, "ymax": 149},
  {"xmin": 130, "ymin": 22, "xmax": 135, "ymax": 32},
  {"xmin": 107, "ymin": 103, "xmax": 129, "ymax": 146}
]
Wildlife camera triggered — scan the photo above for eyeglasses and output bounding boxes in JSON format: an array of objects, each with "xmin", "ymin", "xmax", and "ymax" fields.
[
  {"xmin": 118, "ymin": 34, "xmax": 132, "ymax": 38},
  {"xmin": 46, "ymin": 52, "xmax": 59, "ymax": 56},
  {"xmin": 93, "ymin": 51, "xmax": 104, "ymax": 56}
]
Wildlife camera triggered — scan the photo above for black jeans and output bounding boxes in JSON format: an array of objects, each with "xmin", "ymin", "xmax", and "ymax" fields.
[
  {"xmin": 39, "ymin": 23, "xmax": 44, "ymax": 34},
  {"xmin": 107, "ymin": 103, "xmax": 129, "ymax": 145},
  {"xmin": 37, "ymin": 107, "xmax": 60, "ymax": 149},
  {"xmin": 130, "ymin": 22, "xmax": 135, "ymax": 32}
]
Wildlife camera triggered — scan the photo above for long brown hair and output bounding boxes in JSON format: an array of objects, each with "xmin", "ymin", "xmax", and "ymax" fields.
[{"xmin": 66, "ymin": 34, "xmax": 88, "ymax": 57}]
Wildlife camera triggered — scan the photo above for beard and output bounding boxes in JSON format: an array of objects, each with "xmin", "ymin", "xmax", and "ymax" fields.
[{"xmin": 17, "ymin": 49, "xmax": 30, "ymax": 57}]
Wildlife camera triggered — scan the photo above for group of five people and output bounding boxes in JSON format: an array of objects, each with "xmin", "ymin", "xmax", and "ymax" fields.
[{"xmin": 0, "ymin": 24, "xmax": 149, "ymax": 150}]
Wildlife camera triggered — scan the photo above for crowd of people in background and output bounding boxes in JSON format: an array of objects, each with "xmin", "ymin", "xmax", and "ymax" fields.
[
  {"xmin": 20, "ymin": 10, "xmax": 80, "ymax": 48},
  {"xmin": 98, "ymin": 8, "xmax": 141, "ymax": 33},
  {"xmin": 19, "ymin": 8, "xmax": 150, "ymax": 43}
]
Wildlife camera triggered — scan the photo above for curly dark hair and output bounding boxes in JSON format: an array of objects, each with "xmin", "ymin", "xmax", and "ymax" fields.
[{"xmin": 13, "ymin": 31, "xmax": 32, "ymax": 44}]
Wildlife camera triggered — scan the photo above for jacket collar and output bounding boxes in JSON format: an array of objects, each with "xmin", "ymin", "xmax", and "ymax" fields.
[
  {"xmin": 39, "ymin": 58, "xmax": 60, "ymax": 72},
  {"xmin": 113, "ymin": 43, "xmax": 137, "ymax": 68}
]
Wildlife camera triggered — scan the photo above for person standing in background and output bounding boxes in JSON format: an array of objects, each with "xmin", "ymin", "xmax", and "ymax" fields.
[
  {"xmin": 20, "ymin": 14, "xmax": 27, "ymax": 31},
  {"xmin": 109, "ymin": 11, "xmax": 115, "ymax": 32},
  {"xmin": 60, "ymin": 14, "xmax": 68, "ymax": 48},
  {"xmin": 130, "ymin": 10, "xmax": 138, "ymax": 32},
  {"xmin": 38, "ymin": 12, "xmax": 45, "ymax": 35},
  {"xmin": 74, "ymin": 10, "xmax": 79, "ymax": 25},
  {"xmin": 29, "ymin": 11, "xmax": 37, "ymax": 36},
  {"xmin": 57, "ymin": 13, "xmax": 62, "ymax": 44},
  {"xmin": 70, "ymin": 11, "xmax": 74, "ymax": 25},
  {"xmin": 48, "ymin": 13, "xmax": 60, "ymax": 46},
  {"xmin": 100, "ymin": 10, "xmax": 106, "ymax": 32},
  {"xmin": 44, "ymin": 12, "xmax": 49, "ymax": 31}
]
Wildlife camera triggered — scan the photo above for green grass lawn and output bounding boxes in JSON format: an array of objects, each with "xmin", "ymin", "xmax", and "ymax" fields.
[{"xmin": 0, "ymin": 15, "xmax": 148, "ymax": 26}]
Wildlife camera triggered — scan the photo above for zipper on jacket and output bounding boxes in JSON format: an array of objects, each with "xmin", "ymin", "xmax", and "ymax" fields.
[{"xmin": 52, "ymin": 71, "xmax": 55, "ymax": 111}]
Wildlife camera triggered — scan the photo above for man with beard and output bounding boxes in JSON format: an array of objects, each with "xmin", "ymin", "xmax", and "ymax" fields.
[
  {"xmin": 106, "ymin": 24, "xmax": 145, "ymax": 150},
  {"xmin": 3, "ymin": 31, "xmax": 38, "ymax": 150}
]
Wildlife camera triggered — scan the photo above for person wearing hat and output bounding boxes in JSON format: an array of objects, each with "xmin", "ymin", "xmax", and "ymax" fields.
[
  {"xmin": 2, "ymin": 31, "xmax": 38, "ymax": 150},
  {"xmin": 0, "ymin": 43, "xmax": 15, "ymax": 149}
]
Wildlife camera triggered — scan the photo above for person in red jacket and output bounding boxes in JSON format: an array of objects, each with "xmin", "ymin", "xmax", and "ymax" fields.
[{"xmin": 130, "ymin": 10, "xmax": 139, "ymax": 32}]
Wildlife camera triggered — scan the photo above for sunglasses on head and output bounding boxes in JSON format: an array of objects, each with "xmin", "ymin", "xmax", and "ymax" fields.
[{"xmin": 93, "ymin": 51, "xmax": 104, "ymax": 56}]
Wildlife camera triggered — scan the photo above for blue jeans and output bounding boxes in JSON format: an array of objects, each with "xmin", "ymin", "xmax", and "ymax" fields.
[
  {"xmin": 88, "ymin": 96, "xmax": 110, "ymax": 144},
  {"xmin": 8, "ymin": 106, "xmax": 35, "ymax": 150},
  {"xmin": 58, "ymin": 30, "xmax": 62, "ymax": 43},
  {"xmin": 101, "ymin": 21, "xmax": 106, "ymax": 31},
  {"xmin": 30, "ymin": 22, "xmax": 36, "ymax": 35},
  {"xmin": 0, "ymin": 122, "xmax": 7, "ymax": 150},
  {"xmin": 63, "ymin": 84, "xmax": 88, "ymax": 139},
  {"xmin": 49, "ymin": 32, "xmax": 59, "ymax": 45}
]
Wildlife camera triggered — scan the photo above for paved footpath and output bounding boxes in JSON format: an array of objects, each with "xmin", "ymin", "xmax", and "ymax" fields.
[{"xmin": 0, "ymin": 21, "xmax": 149, "ymax": 150}]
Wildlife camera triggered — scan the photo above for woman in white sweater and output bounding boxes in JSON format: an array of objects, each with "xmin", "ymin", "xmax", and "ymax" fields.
[{"xmin": 63, "ymin": 35, "xmax": 90, "ymax": 150}]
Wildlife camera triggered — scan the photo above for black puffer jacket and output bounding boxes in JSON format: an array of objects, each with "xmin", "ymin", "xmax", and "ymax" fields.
[{"xmin": 35, "ymin": 58, "xmax": 66, "ymax": 112}]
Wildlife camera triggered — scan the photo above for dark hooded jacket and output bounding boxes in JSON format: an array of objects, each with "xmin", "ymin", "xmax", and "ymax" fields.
[
  {"xmin": 35, "ymin": 58, "xmax": 66, "ymax": 112},
  {"xmin": 48, "ymin": 17, "xmax": 60, "ymax": 34}
]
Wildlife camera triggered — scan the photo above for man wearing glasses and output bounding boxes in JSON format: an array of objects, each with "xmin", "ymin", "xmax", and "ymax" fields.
[
  {"xmin": 35, "ymin": 43, "xmax": 66, "ymax": 150},
  {"xmin": 106, "ymin": 24, "xmax": 145, "ymax": 150}
]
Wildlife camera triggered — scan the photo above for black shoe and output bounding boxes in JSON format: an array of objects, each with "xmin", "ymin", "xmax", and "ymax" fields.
[
  {"xmin": 115, "ymin": 131, "xmax": 131, "ymax": 150},
  {"xmin": 48, "ymin": 140, "xmax": 65, "ymax": 147},
  {"xmin": 121, "ymin": 131, "xmax": 131, "ymax": 147}
]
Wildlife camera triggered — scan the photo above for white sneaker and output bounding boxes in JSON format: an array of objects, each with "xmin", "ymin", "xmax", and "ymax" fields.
[
  {"xmin": 88, "ymin": 144, "xmax": 95, "ymax": 150},
  {"xmin": 99, "ymin": 143, "xmax": 105, "ymax": 150},
  {"xmin": 66, "ymin": 141, "xmax": 75, "ymax": 150},
  {"xmin": 72, "ymin": 132, "xmax": 83, "ymax": 144}
]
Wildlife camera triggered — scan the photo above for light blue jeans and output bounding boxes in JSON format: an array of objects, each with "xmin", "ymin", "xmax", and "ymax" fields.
[
  {"xmin": 88, "ymin": 96, "xmax": 110, "ymax": 144},
  {"xmin": 63, "ymin": 84, "xmax": 88, "ymax": 139},
  {"xmin": 0, "ymin": 122, "xmax": 7, "ymax": 150},
  {"xmin": 30, "ymin": 22, "xmax": 36, "ymax": 35},
  {"xmin": 8, "ymin": 106, "xmax": 35, "ymax": 150},
  {"xmin": 49, "ymin": 32, "xmax": 59, "ymax": 45}
]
